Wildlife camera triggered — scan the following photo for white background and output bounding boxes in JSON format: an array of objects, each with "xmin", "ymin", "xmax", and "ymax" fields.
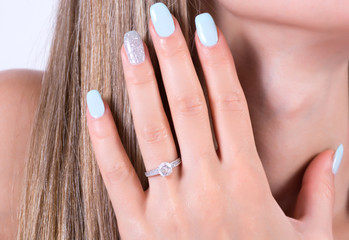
[{"xmin": 0, "ymin": 0, "xmax": 57, "ymax": 71}]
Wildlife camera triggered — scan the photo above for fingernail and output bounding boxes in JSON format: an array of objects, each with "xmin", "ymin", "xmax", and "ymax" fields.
[
  {"xmin": 150, "ymin": 2, "xmax": 175, "ymax": 37},
  {"xmin": 332, "ymin": 144, "xmax": 344, "ymax": 174},
  {"xmin": 195, "ymin": 13, "xmax": 218, "ymax": 47},
  {"xmin": 86, "ymin": 90, "xmax": 105, "ymax": 119},
  {"xmin": 124, "ymin": 30, "xmax": 145, "ymax": 65}
]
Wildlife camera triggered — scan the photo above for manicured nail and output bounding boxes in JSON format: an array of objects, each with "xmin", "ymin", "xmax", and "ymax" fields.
[
  {"xmin": 332, "ymin": 144, "xmax": 344, "ymax": 174},
  {"xmin": 150, "ymin": 2, "xmax": 175, "ymax": 37},
  {"xmin": 195, "ymin": 13, "xmax": 218, "ymax": 47},
  {"xmin": 86, "ymin": 90, "xmax": 105, "ymax": 119},
  {"xmin": 124, "ymin": 30, "xmax": 145, "ymax": 65}
]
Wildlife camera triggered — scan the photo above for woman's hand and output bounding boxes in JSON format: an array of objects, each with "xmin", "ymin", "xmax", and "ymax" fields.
[{"xmin": 86, "ymin": 3, "xmax": 340, "ymax": 239}]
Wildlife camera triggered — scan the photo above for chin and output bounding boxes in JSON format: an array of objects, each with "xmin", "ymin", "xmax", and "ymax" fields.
[{"xmin": 216, "ymin": 0, "xmax": 349, "ymax": 33}]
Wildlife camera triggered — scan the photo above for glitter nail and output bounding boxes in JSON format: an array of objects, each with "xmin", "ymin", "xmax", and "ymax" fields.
[{"xmin": 124, "ymin": 30, "xmax": 145, "ymax": 65}]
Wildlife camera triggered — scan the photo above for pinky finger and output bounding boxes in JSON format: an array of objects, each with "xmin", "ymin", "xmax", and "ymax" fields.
[{"xmin": 86, "ymin": 90, "xmax": 145, "ymax": 227}]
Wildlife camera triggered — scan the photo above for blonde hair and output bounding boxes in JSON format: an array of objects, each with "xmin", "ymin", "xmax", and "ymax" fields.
[{"xmin": 17, "ymin": 0, "xmax": 206, "ymax": 239}]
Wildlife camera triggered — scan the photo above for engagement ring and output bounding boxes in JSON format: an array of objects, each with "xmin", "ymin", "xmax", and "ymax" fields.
[{"xmin": 144, "ymin": 158, "xmax": 182, "ymax": 177}]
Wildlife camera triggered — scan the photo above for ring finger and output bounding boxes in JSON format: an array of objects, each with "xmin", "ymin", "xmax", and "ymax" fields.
[{"xmin": 121, "ymin": 31, "xmax": 180, "ymax": 188}]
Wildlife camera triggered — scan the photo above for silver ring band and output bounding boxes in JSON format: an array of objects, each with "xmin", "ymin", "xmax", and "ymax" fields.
[{"xmin": 145, "ymin": 157, "xmax": 182, "ymax": 177}]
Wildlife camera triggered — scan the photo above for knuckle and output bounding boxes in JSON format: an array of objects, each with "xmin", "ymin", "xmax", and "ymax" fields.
[
  {"xmin": 161, "ymin": 40, "xmax": 190, "ymax": 59},
  {"xmin": 213, "ymin": 91, "xmax": 244, "ymax": 112},
  {"xmin": 104, "ymin": 161, "xmax": 131, "ymax": 186},
  {"xmin": 141, "ymin": 123, "xmax": 169, "ymax": 143},
  {"xmin": 205, "ymin": 55, "xmax": 232, "ymax": 69},
  {"xmin": 197, "ymin": 149, "xmax": 216, "ymax": 161},
  {"xmin": 89, "ymin": 122, "xmax": 112, "ymax": 141},
  {"xmin": 127, "ymin": 69, "xmax": 155, "ymax": 87},
  {"xmin": 192, "ymin": 149, "xmax": 218, "ymax": 167},
  {"xmin": 174, "ymin": 94, "xmax": 206, "ymax": 116}
]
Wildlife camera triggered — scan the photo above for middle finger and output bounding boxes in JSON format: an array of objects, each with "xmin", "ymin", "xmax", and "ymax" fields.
[{"xmin": 149, "ymin": 3, "xmax": 217, "ymax": 165}]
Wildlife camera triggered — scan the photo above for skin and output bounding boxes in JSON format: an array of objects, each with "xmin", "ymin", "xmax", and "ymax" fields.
[
  {"xmin": 86, "ymin": 12, "xmax": 341, "ymax": 239},
  {"xmin": 201, "ymin": 0, "xmax": 349, "ymax": 238},
  {"xmin": 0, "ymin": 69, "xmax": 42, "ymax": 239}
]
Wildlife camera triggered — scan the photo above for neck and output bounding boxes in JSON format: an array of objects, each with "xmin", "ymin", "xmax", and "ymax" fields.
[{"xmin": 206, "ymin": 2, "xmax": 349, "ymax": 221}]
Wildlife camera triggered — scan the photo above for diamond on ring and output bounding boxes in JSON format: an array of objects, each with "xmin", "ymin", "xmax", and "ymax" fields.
[
  {"xmin": 158, "ymin": 162, "xmax": 172, "ymax": 176},
  {"xmin": 145, "ymin": 158, "xmax": 181, "ymax": 177}
]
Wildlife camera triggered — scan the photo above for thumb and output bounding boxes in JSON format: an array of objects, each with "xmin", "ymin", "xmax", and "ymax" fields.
[{"xmin": 293, "ymin": 144, "xmax": 344, "ymax": 232}]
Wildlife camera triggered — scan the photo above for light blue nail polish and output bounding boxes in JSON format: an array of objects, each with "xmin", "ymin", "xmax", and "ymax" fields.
[
  {"xmin": 195, "ymin": 13, "xmax": 218, "ymax": 47},
  {"xmin": 86, "ymin": 90, "xmax": 105, "ymax": 119},
  {"xmin": 150, "ymin": 2, "xmax": 175, "ymax": 37},
  {"xmin": 332, "ymin": 144, "xmax": 344, "ymax": 174}
]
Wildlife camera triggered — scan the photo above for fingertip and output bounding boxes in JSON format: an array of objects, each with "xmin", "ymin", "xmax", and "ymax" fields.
[
  {"xmin": 195, "ymin": 12, "xmax": 218, "ymax": 47},
  {"xmin": 148, "ymin": 14, "xmax": 184, "ymax": 45},
  {"xmin": 148, "ymin": 18, "xmax": 154, "ymax": 34},
  {"xmin": 301, "ymin": 149, "xmax": 335, "ymax": 190},
  {"xmin": 121, "ymin": 40, "xmax": 151, "ymax": 70},
  {"xmin": 86, "ymin": 94, "xmax": 111, "ymax": 127},
  {"xmin": 293, "ymin": 148, "xmax": 336, "ymax": 231},
  {"xmin": 86, "ymin": 89, "xmax": 105, "ymax": 119},
  {"xmin": 149, "ymin": 2, "xmax": 175, "ymax": 38},
  {"xmin": 195, "ymin": 26, "xmax": 228, "ymax": 54},
  {"xmin": 120, "ymin": 44, "xmax": 129, "ymax": 65},
  {"xmin": 332, "ymin": 144, "xmax": 344, "ymax": 175}
]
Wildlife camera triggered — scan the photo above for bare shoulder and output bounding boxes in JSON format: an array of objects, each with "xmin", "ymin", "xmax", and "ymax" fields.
[
  {"xmin": 0, "ymin": 69, "xmax": 43, "ymax": 239},
  {"xmin": 0, "ymin": 69, "xmax": 43, "ymax": 108},
  {"xmin": 0, "ymin": 69, "xmax": 43, "ymax": 149},
  {"xmin": 0, "ymin": 68, "xmax": 43, "ymax": 95}
]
